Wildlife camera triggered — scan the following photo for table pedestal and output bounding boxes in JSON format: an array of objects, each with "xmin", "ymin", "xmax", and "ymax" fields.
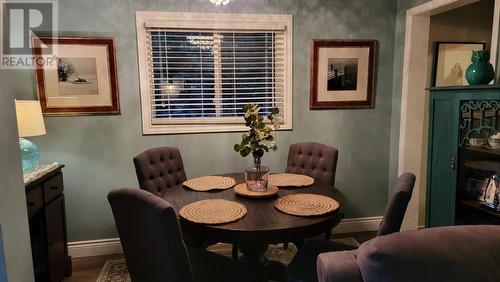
[
  {"xmin": 239, "ymin": 241, "xmax": 287, "ymax": 282},
  {"xmin": 239, "ymin": 241, "xmax": 268, "ymax": 280}
]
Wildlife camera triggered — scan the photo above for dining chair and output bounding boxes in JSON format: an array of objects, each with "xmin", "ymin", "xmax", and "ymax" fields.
[
  {"xmin": 285, "ymin": 172, "xmax": 416, "ymax": 282},
  {"xmin": 133, "ymin": 147, "xmax": 187, "ymax": 196},
  {"xmin": 108, "ymin": 188, "xmax": 255, "ymax": 282},
  {"xmin": 133, "ymin": 147, "xmax": 239, "ymax": 258},
  {"xmin": 286, "ymin": 142, "xmax": 339, "ymax": 186},
  {"xmin": 285, "ymin": 142, "xmax": 340, "ymax": 246}
]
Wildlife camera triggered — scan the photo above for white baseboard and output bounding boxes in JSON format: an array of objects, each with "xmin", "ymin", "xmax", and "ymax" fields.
[
  {"xmin": 68, "ymin": 216, "xmax": 383, "ymax": 258},
  {"xmin": 332, "ymin": 216, "xmax": 383, "ymax": 235},
  {"xmin": 68, "ymin": 238, "xmax": 122, "ymax": 258}
]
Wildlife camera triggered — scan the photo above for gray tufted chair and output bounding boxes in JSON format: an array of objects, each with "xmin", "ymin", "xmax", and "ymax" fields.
[
  {"xmin": 133, "ymin": 147, "xmax": 187, "ymax": 196},
  {"xmin": 284, "ymin": 142, "xmax": 339, "ymax": 249},
  {"xmin": 286, "ymin": 172, "xmax": 416, "ymax": 282},
  {"xmin": 286, "ymin": 142, "xmax": 339, "ymax": 186},
  {"xmin": 377, "ymin": 172, "xmax": 416, "ymax": 236},
  {"xmin": 108, "ymin": 188, "xmax": 255, "ymax": 282}
]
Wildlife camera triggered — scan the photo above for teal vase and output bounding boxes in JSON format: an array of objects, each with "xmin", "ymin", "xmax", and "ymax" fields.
[{"xmin": 465, "ymin": 50, "xmax": 495, "ymax": 85}]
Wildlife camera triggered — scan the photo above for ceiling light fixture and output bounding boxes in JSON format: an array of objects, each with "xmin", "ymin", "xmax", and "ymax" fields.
[{"xmin": 209, "ymin": 0, "xmax": 231, "ymax": 6}]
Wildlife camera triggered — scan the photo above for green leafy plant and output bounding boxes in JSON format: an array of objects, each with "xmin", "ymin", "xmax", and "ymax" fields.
[{"xmin": 234, "ymin": 104, "xmax": 280, "ymax": 163}]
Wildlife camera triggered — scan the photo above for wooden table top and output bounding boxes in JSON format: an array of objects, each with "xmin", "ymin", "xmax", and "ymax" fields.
[{"xmin": 161, "ymin": 173, "xmax": 345, "ymax": 245}]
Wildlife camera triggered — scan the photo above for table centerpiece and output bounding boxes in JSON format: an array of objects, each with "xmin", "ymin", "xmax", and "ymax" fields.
[{"xmin": 234, "ymin": 104, "xmax": 280, "ymax": 192}]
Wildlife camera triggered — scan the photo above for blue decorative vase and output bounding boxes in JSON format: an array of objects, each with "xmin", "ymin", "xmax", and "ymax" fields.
[
  {"xmin": 19, "ymin": 138, "xmax": 40, "ymax": 172},
  {"xmin": 465, "ymin": 50, "xmax": 495, "ymax": 85}
]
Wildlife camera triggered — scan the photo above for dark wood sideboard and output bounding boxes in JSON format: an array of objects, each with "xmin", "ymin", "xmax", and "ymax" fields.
[{"xmin": 25, "ymin": 164, "xmax": 71, "ymax": 281}]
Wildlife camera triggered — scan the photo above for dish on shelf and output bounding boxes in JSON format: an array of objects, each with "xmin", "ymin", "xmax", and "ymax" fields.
[
  {"xmin": 487, "ymin": 134, "xmax": 500, "ymax": 149},
  {"xmin": 468, "ymin": 138, "xmax": 487, "ymax": 147}
]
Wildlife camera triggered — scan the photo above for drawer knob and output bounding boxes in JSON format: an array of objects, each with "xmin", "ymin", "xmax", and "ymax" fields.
[
  {"xmin": 50, "ymin": 186, "xmax": 58, "ymax": 190},
  {"xmin": 28, "ymin": 202, "xmax": 35, "ymax": 207}
]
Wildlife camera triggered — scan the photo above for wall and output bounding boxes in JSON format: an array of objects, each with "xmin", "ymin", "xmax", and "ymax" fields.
[
  {"xmin": 391, "ymin": 0, "xmax": 499, "ymax": 227},
  {"xmin": 389, "ymin": 0, "xmax": 430, "ymax": 222},
  {"xmin": 8, "ymin": 0, "xmax": 398, "ymax": 242},
  {"xmin": 0, "ymin": 227, "xmax": 9, "ymax": 282},
  {"xmin": 0, "ymin": 69, "xmax": 35, "ymax": 280}
]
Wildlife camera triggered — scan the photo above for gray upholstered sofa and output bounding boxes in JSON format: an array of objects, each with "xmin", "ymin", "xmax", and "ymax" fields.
[{"xmin": 317, "ymin": 225, "xmax": 500, "ymax": 282}]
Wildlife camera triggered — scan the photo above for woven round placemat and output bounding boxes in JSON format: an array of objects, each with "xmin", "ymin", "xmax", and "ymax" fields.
[
  {"xmin": 234, "ymin": 183, "xmax": 279, "ymax": 198},
  {"xmin": 269, "ymin": 173, "xmax": 315, "ymax": 187},
  {"xmin": 183, "ymin": 176, "xmax": 236, "ymax": 191},
  {"xmin": 274, "ymin": 193, "xmax": 339, "ymax": 217},
  {"xmin": 179, "ymin": 199, "xmax": 247, "ymax": 224}
]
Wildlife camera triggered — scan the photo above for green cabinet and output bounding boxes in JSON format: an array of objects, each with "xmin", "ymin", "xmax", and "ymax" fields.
[{"xmin": 426, "ymin": 85, "xmax": 500, "ymax": 227}]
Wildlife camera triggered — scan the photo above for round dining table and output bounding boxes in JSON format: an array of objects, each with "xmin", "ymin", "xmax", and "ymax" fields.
[{"xmin": 161, "ymin": 173, "xmax": 345, "ymax": 280}]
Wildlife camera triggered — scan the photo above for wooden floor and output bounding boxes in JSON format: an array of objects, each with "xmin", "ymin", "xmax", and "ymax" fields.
[{"xmin": 63, "ymin": 231, "xmax": 377, "ymax": 282}]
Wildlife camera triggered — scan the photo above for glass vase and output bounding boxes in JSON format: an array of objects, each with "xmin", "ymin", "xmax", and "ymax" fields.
[
  {"xmin": 19, "ymin": 138, "xmax": 40, "ymax": 172},
  {"xmin": 245, "ymin": 157, "xmax": 269, "ymax": 192}
]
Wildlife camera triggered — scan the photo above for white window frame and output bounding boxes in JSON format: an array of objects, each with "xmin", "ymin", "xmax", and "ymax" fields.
[{"xmin": 136, "ymin": 11, "xmax": 293, "ymax": 135}]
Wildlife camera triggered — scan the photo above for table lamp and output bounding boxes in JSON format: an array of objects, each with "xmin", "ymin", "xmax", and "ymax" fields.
[{"xmin": 15, "ymin": 100, "xmax": 46, "ymax": 172}]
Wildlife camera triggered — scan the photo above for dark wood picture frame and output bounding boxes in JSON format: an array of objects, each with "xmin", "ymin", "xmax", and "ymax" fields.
[
  {"xmin": 310, "ymin": 40, "xmax": 376, "ymax": 109},
  {"xmin": 431, "ymin": 41, "xmax": 486, "ymax": 87},
  {"xmin": 32, "ymin": 37, "xmax": 120, "ymax": 115}
]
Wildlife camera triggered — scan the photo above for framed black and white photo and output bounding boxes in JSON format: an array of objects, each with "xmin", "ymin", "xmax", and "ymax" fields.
[
  {"xmin": 32, "ymin": 37, "xmax": 120, "ymax": 115},
  {"xmin": 310, "ymin": 40, "xmax": 376, "ymax": 109}
]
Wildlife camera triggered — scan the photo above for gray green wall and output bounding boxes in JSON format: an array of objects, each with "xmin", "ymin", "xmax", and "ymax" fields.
[
  {"xmin": 389, "ymin": 0, "xmax": 431, "ymax": 197},
  {"xmin": 8, "ymin": 0, "xmax": 398, "ymax": 242},
  {"xmin": 0, "ymin": 70, "xmax": 35, "ymax": 281}
]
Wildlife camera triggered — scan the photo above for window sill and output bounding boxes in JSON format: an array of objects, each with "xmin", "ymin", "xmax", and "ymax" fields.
[{"xmin": 142, "ymin": 123, "xmax": 292, "ymax": 135}]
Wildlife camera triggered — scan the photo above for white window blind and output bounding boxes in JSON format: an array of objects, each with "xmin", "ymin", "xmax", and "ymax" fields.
[
  {"xmin": 137, "ymin": 12, "xmax": 292, "ymax": 134},
  {"xmin": 146, "ymin": 29, "xmax": 285, "ymax": 122}
]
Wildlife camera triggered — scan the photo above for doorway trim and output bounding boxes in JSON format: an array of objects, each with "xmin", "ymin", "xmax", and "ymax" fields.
[{"xmin": 398, "ymin": 0, "xmax": 499, "ymax": 230}]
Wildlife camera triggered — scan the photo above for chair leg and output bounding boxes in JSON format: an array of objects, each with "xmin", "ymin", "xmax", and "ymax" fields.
[
  {"xmin": 325, "ymin": 230, "xmax": 332, "ymax": 240},
  {"xmin": 232, "ymin": 243, "xmax": 238, "ymax": 260},
  {"xmin": 283, "ymin": 242, "xmax": 289, "ymax": 249}
]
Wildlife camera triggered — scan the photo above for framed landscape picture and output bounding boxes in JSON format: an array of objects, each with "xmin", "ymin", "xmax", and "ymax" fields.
[
  {"xmin": 432, "ymin": 42, "xmax": 485, "ymax": 87},
  {"xmin": 310, "ymin": 40, "xmax": 376, "ymax": 109},
  {"xmin": 32, "ymin": 37, "xmax": 120, "ymax": 115}
]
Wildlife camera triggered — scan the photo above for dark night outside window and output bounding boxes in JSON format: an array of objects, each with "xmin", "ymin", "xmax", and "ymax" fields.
[{"xmin": 146, "ymin": 29, "xmax": 285, "ymax": 123}]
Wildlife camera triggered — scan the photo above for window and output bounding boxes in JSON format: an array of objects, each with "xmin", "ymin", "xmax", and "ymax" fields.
[{"xmin": 136, "ymin": 12, "xmax": 292, "ymax": 134}]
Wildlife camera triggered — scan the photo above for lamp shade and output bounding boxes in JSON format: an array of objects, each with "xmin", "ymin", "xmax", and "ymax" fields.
[{"xmin": 15, "ymin": 100, "xmax": 46, "ymax": 138}]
